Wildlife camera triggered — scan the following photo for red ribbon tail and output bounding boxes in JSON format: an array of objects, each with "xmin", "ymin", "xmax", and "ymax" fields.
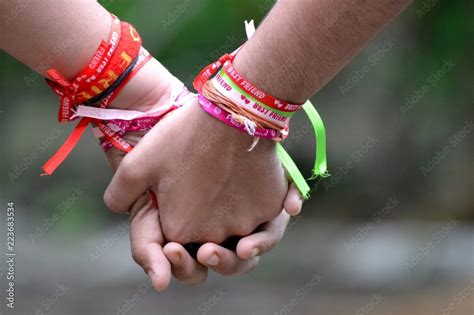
[
  {"xmin": 41, "ymin": 118, "xmax": 90, "ymax": 176},
  {"xmin": 148, "ymin": 190, "xmax": 158, "ymax": 209}
]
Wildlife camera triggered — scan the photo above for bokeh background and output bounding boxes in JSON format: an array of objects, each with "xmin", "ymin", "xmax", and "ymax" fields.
[{"xmin": 0, "ymin": 0, "xmax": 473, "ymax": 314}]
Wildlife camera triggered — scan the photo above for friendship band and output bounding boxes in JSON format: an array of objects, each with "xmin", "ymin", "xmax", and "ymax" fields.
[
  {"xmin": 42, "ymin": 15, "xmax": 147, "ymax": 175},
  {"xmin": 95, "ymin": 117, "xmax": 162, "ymax": 151},
  {"xmin": 88, "ymin": 83, "xmax": 193, "ymax": 150},
  {"xmin": 43, "ymin": 17, "xmax": 329, "ymax": 201},
  {"xmin": 198, "ymin": 92, "xmax": 279, "ymax": 139},
  {"xmin": 218, "ymin": 68, "xmax": 295, "ymax": 118},
  {"xmin": 203, "ymin": 80, "xmax": 288, "ymax": 139},
  {"xmin": 211, "ymin": 72, "xmax": 290, "ymax": 128},
  {"xmin": 46, "ymin": 15, "xmax": 122, "ymax": 123},
  {"xmin": 222, "ymin": 61, "xmax": 303, "ymax": 112},
  {"xmin": 194, "ymin": 20, "xmax": 329, "ymax": 198},
  {"xmin": 81, "ymin": 54, "xmax": 139, "ymax": 106}
]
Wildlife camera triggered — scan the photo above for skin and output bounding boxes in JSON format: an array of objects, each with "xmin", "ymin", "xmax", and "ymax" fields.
[
  {"xmin": 103, "ymin": 59, "xmax": 303, "ymax": 287},
  {"xmin": 0, "ymin": 0, "xmax": 413, "ymax": 291},
  {"xmin": 0, "ymin": 0, "xmax": 302, "ymax": 289},
  {"xmin": 105, "ymin": 0, "xmax": 413, "ymax": 289}
]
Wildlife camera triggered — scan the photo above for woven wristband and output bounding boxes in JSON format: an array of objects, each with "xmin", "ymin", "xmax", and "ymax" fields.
[
  {"xmin": 194, "ymin": 20, "xmax": 329, "ymax": 199},
  {"xmin": 42, "ymin": 15, "xmax": 147, "ymax": 175}
]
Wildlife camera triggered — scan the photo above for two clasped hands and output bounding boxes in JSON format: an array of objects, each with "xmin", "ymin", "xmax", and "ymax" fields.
[
  {"xmin": 0, "ymin": 0, "xmax": 412, "ymax": 292},
  {"xmin": 103, "ymin": 57, "xmax": 303, "ymax": 291},
  {"xmin": 101, "ymin": 0, "xmax": 413, "ymax": 289}
]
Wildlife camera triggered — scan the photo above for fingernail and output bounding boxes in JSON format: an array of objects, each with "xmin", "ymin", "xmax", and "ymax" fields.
[
  {"xmin": 206, "ymin": 254, "xmax": 219, "ymax": 266},
  {"xmin": 250, "ymin": 248, "xmax": 260, "ymax": 257}
]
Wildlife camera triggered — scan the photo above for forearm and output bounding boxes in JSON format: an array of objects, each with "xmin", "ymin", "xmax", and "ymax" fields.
[
  {"xmin": 0, "ymin": 0, "xmax": 110, "ymax": 79},
  {"xmin": 234, "ymin": 0, "xmax": 413, "ymax": 104},
  {"xmin": 0, "ymin": 0, "xmax": 173, "ymax": 109}
]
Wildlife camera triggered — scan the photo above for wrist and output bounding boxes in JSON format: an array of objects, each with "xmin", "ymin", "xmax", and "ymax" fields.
[
  {"xmin": 189, "ymin": 97, "xmax": 275, "ymax": 153},
  {"xmin": 108, "ymin": 58, "xmax": 177, "ymax": 112},
  {"xmin": 233, "ymin": 42, "xmax": 307, "ymax": 105}
]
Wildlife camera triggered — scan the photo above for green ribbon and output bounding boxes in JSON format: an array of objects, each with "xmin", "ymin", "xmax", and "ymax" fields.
[
  {"xmin": 277, "ymin": 100, "xmax": 329, "ymax": 199},
  {"xmin": 218, "ymin": 69, "xmax": 329, "ymax": 199},
  {"xmin": 239, "ymin": 19, "xmax": 329, "ymax": 199}
]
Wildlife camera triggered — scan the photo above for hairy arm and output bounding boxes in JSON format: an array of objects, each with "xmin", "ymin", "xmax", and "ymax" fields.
[{"xmin": 234, "ymin": 0, "xmax": 413, "ymax": 103}]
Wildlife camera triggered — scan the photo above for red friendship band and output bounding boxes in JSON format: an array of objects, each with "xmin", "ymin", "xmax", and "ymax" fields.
[
  {"xmin": 45, "ymin": 15, "xmax": 122, "ymax": 123},
  {"xmin": 42, "ymin": 16, "xmax": 145, "ymax": 175},
  {"xmin": 221, "ymin": 61, "xmax": 303, "ymax": 112},
  {"xmin": 193, "ymin": 49, "xmax": 303, "ymax": 113},
  {"xmin": 193, "ymin": 53, "xmax": 236, "ymax": 92}
]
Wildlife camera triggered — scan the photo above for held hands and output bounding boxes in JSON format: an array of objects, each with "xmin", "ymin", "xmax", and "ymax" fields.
[{"xmin": 102, "ymin": 59, "xmax": 303, "ymax": 290}]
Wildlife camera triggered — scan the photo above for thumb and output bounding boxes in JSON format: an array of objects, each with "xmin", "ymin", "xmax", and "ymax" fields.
[
  {"xmin": 283, "ymin": 183, "xmax": 304, "ymax": 216},
  {"xmin": 103, "ymin": 149, "xmax": 154, "ymax": 213}
]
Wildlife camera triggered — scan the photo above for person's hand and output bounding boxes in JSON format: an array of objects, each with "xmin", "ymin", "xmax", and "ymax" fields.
[
  {"xmin": 104, "ymin": 92, "xmax": 291, "ymax": 245},
  {"xmin": 127, "ymin": 187, "xmax": 302, "ymax": 290},
  {"xmin": 108, "ymin": 143, "xmax": 302, "ymax": 289},
  {"xmin": 103, "ymin": 58, "xmax": 303, "ymax": 290}
]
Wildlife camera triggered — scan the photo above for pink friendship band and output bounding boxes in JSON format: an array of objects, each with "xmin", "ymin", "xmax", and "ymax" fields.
[
  {"xmin": 197, "ymin": 92, "xmax": 280, "ymax": 140},
  {"xmin": 88, "ymin": 83, "xmax": 194, "ymax": 151},
  {"xmin": 71, "ymin": 82, "xmax": 192, "ymax": 121},
  {"xmin": 210, "ymin": 72, "xmax": 290, "ymax": 128}
]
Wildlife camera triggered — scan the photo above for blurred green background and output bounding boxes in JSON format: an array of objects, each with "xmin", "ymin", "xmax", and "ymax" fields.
[{"xmin": 0, "ymin": 0, "xmax": 473, "ymax": 314}]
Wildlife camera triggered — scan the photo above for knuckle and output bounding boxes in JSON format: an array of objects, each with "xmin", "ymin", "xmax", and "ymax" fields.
[
  {"xmin": 119, "ymin": 156, "xmax": 141, "ymax": 183},
  {"xmin": 201, "ymin": 230, "xmax": 228, "ymax": 244},
  {"xmin": 103, "ymin": 189, "xmax": 121, "ymax": 213},
  {"xmin": 162, "ymin": 225, "xmax": 190, "ymax": 244},
  {"xmin": 231, "ymin": 222, "xmax": 257, "ymax": 237}
]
